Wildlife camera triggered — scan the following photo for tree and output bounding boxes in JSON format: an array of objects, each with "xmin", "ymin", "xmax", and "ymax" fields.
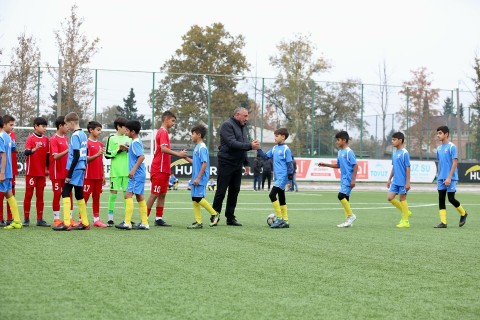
[
  {"xmin": 117, "ymin": 88, "xmax": 151, "ymax": 133},
  {"xmin": 101, "ymin": 105, "xmax": 121, "ymax": 129},
  {"xmin": 399, "ymin": 67, "xmax": 440, "ymax": 159},
  {"xmin": 376, "ymin": 59, "xmax": 391, "ymax": 156},
  {"xmin": 442, "ymin": 97, "xmax": 454, "ymax": 115},
  {"xmin": 151, "ymin": 23, "xmax": 250, "ymax": 150},
  {"xmin": 2, "ymin": 32, "xmax": 41, "ymax": 126},
  {"xmin": 469, "ymin": 55, "xmax": 480, "ymax": 159},
  {"xmin": 47, "ymin": 4, "xmax": 99, "ymax": 121}
]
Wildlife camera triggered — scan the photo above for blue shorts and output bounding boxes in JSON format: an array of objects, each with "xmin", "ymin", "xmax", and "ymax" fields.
[
  {"xmin": 389, "ymin": 183, "xmax": 408, "ymax": 195},
  {"xmin": 0, "ymin": 178, "xmax": 12, "ymax": 193},
  {"xmin": 339, "ymin": 184, "xmax": 353, "ymax": 196},
  {"xmin": 437, "ymin": 179, "xmax": 457, "ymax": 192},
  {"xmin": 273, "ymin": 177, "xmax": 289, "ymax": 190},
  {"xmin": 191, "ymin": 185, "xmax": 206, "ymax": 198},
  {"xmin": 69, "ymin": 169, "xmax": 85, "ymax": 187},
  {"xmin": 126, "ymin": 178, "xmax": 145, "ymax": 195}
]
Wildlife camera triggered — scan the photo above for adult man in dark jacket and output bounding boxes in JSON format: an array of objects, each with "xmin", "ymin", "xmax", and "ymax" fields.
[{"xmin": 212, "ymin": 107, "xmax": 260, "ymax": 226}]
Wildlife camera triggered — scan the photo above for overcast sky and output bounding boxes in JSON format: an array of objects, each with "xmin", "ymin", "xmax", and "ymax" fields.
[{"xmin": 1, "ymin": 0, "xmax": 480, "ymax": 118}]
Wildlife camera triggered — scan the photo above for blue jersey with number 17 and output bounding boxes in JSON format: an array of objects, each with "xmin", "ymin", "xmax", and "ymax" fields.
[{"xmin": 67, "ymin": 129, "xmax": 87, "ymax": 170}]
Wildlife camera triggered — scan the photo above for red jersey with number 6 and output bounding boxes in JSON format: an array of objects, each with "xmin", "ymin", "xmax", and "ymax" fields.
[
  {"xmin": 25, "ymin": 133, "xmax": 49, "ymax": 176},
  {"xmin": 49, "ymin": 134, "xmax": 68, "ymax": 180}
]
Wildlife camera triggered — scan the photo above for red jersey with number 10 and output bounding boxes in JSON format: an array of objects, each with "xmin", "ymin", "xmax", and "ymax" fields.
[
  {"xmin": 49, "ymin": 134, "xmax": 68, "ymax": 180},
  {"xmin": 25, "ymin": 133, "xmax": 49, "ymax": 176},
  {"xmin": 151, "ymin": 127, "xmax": 171, "ymax": 175},
  {"xmin": 85, "ymin": 139, "xmax": 104, "ymax": 180}
]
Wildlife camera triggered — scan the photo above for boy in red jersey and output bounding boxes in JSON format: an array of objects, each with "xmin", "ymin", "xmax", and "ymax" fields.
[
  {"xmin": 147, "ymin": 111, "xmax": 187, "ymax": 226},
  {"xmin": 23, "ymin": 117, "xmax": 50, "ymax": 227},
  {"xmin": 83, "ymin": 121, "xmax": 107, "ymax": 227},
  {"xmin": 0, "ymin": 115, "xmax": 17, "ymax": 227},
  {"xmin": 49, "ymin": 116, "xmax": 74, "ymax": 227}
]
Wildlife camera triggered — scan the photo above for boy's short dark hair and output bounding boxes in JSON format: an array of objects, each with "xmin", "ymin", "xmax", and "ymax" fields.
[
  {"xmin": 65, "ymin": 112, "xmax": 79, "ymax": 123},
  {"xmin": 335, "ymin": 131, "xmax": 349, "ymax": 142},
  {"xmin": 274, "ymin": 127, "xmax": 289, "ymax": 140},
  {"xmin": 3, "ymin": 115, "xmax": 15, "ymax": 124},
  {"xmin": 126, "ymin": 120, "xmax": 141, "ymax": 134},
  {"xmin": 87, "ymin": 121, "xmax": 102, "ymax": 132},
  {"xmin": 392, "ymin": 132, "xmax": 405, "ymax": 143},
  {"xmin": 437, "ymin": 126, "xmax": 449, "ymax": 135},
  {"xmin": 114, "ymin": 117, "xmax": 128, "ymax": 130},
  {"xmin": 34, "ymin": 117, "xmax": 48, "ymax": 127},
  {"xmin": 162, "ymin": 111, "xmax": 176, "ymax": 122},
  {"xmin": 54, "ymin": 116, "xmax": 65, "ymax": 129},
  {"xmin": 191, "ymin": 124, "xmax": 207, "ymax": 138}
]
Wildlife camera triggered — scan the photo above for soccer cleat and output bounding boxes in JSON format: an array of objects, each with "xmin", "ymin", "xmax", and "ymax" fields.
[
  {"xmin": 339, "ymin": 213, "xmax": 356, "ymax": 228},
  {"xmin": 135, "ymin": 223, "xmax": 150, "ymax": 230},
  {"xmin": 270, "ymin": 219, "xmax": 286, "ymax": 228},
  {"xmin": 72, "ymin": 224, "xmax": 90, "ymax": 230},
  {"xmin": 6, "ymin": 219, "xmax": 12, "ymax": 226},
  {"xmin": 22, "ymin": 218, "xmax": 30, "ymax": 227},
  {"xmin": 4, "ymin": 221, "xmax": 22, "ymax": 230},
  {"xmin": 36, "ymin": 219, "xmax": 51, "ymax": 227},
  {"xmin": 210, "ymin": 213, "xmax": 221, "ymax": 227},
  {"xmin": 53, "ymin": 219, "xmax": 63, "ymax": 227},
  {"xmin": 0, "ymin": 220, "xmax": 5, "ymax": 227},
  {"xmin": 187, "ymin": 222, "xmax": 203, "ymax": 229},
  {"xmin": 396, "ymin": 220, "xmax": 410, "ymax": 228},
  {"xmin": 434, "ymin": 222, "xmax": 447, "ymax": 228},
  {"xmin": 52, "ymin": 223, "xmax": 72, "ymax": 231},
  {"xmin": 115, "ymin": 222, "xmax": 132, "ymax": 230},
  {"xmin": 93, "ymin": 220, "xmax": 108, "ymax": 228},
  {"xmin": 155, "ymin": 219, "xmax": 172, "ymax": 227},
  {"xmin": 107, "ymin": 220, "xmax": 114, "ymax": 227},
  {"xmin": 408, "ymin": 210, "xmax": 413, "ymax": 217},
  {"xmin": 70, "ymin": 219, "xmax": 79, "ymax": 228},
  {"xmin": 459, "ymin": 213, "xmax": 468, "ymax": 227}
]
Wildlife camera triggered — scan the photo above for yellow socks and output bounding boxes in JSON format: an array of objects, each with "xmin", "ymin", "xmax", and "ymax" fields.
[
  {"xmin": 389, "ymin": 198, "xmax": 402, "ymax": 211},
  {"xmin": 272, "ymin": 200, "xmax": 281, "ymax": 217},
  {"xmin": 456, "ymin": 205, "xmax": 466, "ymax": 216},
  {"xmin": 125, "ymin": 198, "xmax": 134, "ymax": 224},
  {"xmin": 77, "ymin": 199, "xmax": 89, "ymax": 226},
  {"xmin": 400, "ymin": 200, "xmax": 409, "ymax": 221},
  {"xmin": 192, "ymin": 201, "xmax": 202, "ymax": 224},
  {"xmin": 63, "ymin": 197, "xmax": 71, "ymax": 226},
  {"xmin": 6, "ymin": 196, "xmax": 20, "ymax": 223},
  {"xmin": 280, "ymin": 205, "xmax": 288, "ymax": 222},
  {"xmin": 138, "ymin": 200, "xmax": 148, "ymax": 225},
  {"xmin": 439, "ymin": 209, "xmax": 447, "ymax": 224},
  {"xmin": 340, "ymin": 198, "xmax": 352, "ymax": 218},
  {"xmin": 199, "ymin": 199, "xmax": 216, "ymax": 216}
]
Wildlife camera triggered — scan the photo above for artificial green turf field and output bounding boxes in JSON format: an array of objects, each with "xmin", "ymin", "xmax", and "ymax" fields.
[{"xmin": 1, "ymin": 187, "xmax": 479, "ymax": 320}]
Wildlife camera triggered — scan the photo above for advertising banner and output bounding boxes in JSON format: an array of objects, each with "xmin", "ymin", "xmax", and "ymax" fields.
[{"xmin": 457, "ymin": 162, "xmax": 480, "ymax": 183}]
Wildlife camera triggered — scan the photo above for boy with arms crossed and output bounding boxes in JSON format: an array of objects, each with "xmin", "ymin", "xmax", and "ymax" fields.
[
  {"xmin": 115, "ymin": 120, "xmax": 149, "ymax": 230},
  {"xmin": 53, "ymin": 112, "xmax": 90, "ymax": 231},
  {"xmin": 23, "ymin": 117, "xmax": 50, "ymax": 227},
  {"xmin": 318, "ymin": 131, "xmax": 358, "ymax": 228}
]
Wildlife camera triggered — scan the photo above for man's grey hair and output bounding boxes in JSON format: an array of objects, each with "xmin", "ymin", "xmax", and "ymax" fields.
[{"xmin": 233, "ymin": 107, "xmax": 247, "ymax": 116}]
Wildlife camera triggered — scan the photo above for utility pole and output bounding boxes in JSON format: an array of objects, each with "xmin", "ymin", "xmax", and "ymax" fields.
[{"xmin": 57, "ymin": 58, "xmax": 63, "ymax": 117}]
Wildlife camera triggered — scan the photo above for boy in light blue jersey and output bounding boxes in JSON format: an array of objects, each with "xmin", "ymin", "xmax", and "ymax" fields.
[
  {"xmin": 434, "ymin": 126, "xmax": 468, "ymax": 228},
  {"xmin": 318, "ymin": 131, "xmax": 358, "ymax": 228},
  {"xmin": 185, "ymin": 125, "xmax": 220, "ymax": 229},
  {"xmin": 116, "ymin": 120, "xmax": 149, "ymax": 230},
  {"xmin": 386, "ymin": 132, "xmax": 412, "ymax": 228},
  {"xmin": 0, "ymin": 116, "xmax": 22, "ymax": 230},
  {"xmin": 53, "ymin": 112, "xmax": 90, "ymax": 231},
  {"xmin": 258, "ymin": 128, "xmax": 293, "ymax": 228}
]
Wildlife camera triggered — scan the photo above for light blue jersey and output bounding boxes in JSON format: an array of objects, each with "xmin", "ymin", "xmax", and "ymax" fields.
[
  {"xmin": 436, "ymin": 142, "xmax": 458, "ymax": 181},
  {"xmin": 66, "ymin": 129, "xmax": 87, "ymax": 170},
  {"xmin": 0, "ymin": 131, "xmax": 13, "ymax": 179},
  {"xmin": 192, "ymin": 142, "xmax": 209, "ymax": 186},
  {"xmin": 391, "ymin": 148, "xmax": 410, "ymax": 186},
  {"xmin": 128, "ymin": 138, "xmax": 146, "ymax": 181},
  {"xmin": 337, "ymin": 147, "xmax": 357, "ymax": 187},
  {"xmin": 261, "ymin": 144, "xmax": 293, "ymax": 189}
]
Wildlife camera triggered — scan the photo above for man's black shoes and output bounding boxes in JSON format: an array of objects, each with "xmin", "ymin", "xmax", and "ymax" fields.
[{"xmin": 226, "ymin": 220, "xmax": 242, "ymax": 226}]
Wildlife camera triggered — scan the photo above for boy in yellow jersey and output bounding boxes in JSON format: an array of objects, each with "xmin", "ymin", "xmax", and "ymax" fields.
[
  {"xmin": 318, "ymin": 131, "xmax": 358, "ymax": 228},
  {"xmin": 1, "ymin": 117, "xmax": 22, "ymax": 230},
  {"xmin": 386, "ymin": 132, "xmax": 412, "ymax": 228}
]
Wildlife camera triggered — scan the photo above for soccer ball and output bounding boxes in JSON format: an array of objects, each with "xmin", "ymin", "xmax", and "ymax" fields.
[{"xmin": 266, "ymin": 213, "xmax": 277, "ymax": 226}]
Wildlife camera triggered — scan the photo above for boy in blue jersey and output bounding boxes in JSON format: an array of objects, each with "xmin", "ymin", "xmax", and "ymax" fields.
[
  {"xmin": 53, "ymin": 112, "xmax": 90, "ymax": 231},
  {"xmin": 0, "ymin": 117, "xmax": 22, "ymax": 230},
  {"xmin": 318, "ymin": 131, "xmax": 358, "ymax": 228},
  {"xmin": 386, "ymin": 132, "xmax": 412, "ymax": 228},
  {"xmin": 257, "ymin": 128, "xmax": 293, "ymax": 229},
  {"xmin": 185, "ymin": 125, "xmax": 220, "ymax": 229},
  {"xmin": 434, "ymin": 126, "xmax": 468, "ymax": 228},
  {"xmin": 116, "ymin": 120, "xmax": 149, "ymax": 230}
]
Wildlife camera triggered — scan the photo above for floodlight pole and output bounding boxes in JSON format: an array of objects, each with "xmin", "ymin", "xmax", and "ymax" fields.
[{"xmin": 57, "ymin": 58, "xmax": 63, "ymax": 117}]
